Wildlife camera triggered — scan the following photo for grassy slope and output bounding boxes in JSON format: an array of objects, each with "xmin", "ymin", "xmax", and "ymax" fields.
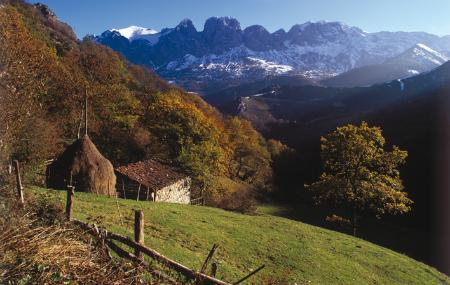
[{"xmin": 31, "ymin": 187, "xmax": 449, "ymax": 285}]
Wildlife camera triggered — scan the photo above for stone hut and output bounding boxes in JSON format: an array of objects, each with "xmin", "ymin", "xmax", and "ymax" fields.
[
  {"xmin": 115, "ymin": 159, "xmax": 191, "ymax": 204},
  {"xmin": 46, "ymin": 135, "xmax": 116, "ymax": 196}
]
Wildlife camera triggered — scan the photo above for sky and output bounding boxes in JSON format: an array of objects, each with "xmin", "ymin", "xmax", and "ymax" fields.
[{"xmin": 29, "ymin": 0, "xmax": 450, "ymax": 38}]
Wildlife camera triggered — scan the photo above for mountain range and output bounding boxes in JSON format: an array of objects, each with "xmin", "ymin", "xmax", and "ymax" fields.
[
  {"xmin": 96, "ymin": 17, "xmax": 450, "ymax": 94},
  {"xmin": 230, "ymin": 60, "xmax": 450, "ymax": 134}
]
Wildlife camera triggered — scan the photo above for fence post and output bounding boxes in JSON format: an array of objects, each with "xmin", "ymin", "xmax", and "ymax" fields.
[
  {"xmin": 66, "ymin": 186, "xmax": 75, "ymax": 221},
  {"xmin": 211, "ymin": 263, "xmax": 218, "ymax": 277},
  {"xmin": 134, "ymin": 210, "xmax": 145, "ymax": 261},
  {"xmin": 200, "ymin": 244, "xmax": 219, "ymax": 273},
  {"xmin": 13, "ymin": 160, "xmax": 24, "ymax": 204}
]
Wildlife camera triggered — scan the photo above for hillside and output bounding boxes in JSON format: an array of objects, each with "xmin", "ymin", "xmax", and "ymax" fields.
[
  {"xmin": 31, "ymin": 187, "xmax": 449, "ymax": 285},
  {"xmin": 224, "ymin": 61, "xmax": 450, "ymax": 273},
  {"xmin": 0, "ymin": 1, "xmax": 281, "ymax": 210},
  {"xmin": 204, "ymin": 74, "xmax": 318, "ymax": 106}
]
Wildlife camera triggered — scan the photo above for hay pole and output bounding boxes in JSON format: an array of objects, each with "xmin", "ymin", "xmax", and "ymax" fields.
[
  {"xmin": 77, "ymin": 101, "xmax": 84, "ymax": 139},
  {"xmin": 232, "ymin": 265, "xmax": 265, "ymax": 285},
  {"xmin": 84, "ymin": 87, "xmax": 88, "ymax": 136},
  {"xmin": 134, "ymin": 210, "xmax": 144, "ymax": 260},
  {"xmin": 13, "ymin": 160, "xmax": 24, "ymax": 204}
]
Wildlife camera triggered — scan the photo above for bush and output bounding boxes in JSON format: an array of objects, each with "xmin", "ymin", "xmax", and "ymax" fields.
[{"xmin": 205, "ymin": 177, "xmax": 256, "ymax": 213}]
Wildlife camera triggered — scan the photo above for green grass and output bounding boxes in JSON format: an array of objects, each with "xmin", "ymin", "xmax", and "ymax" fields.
[{"xmin": 30, "ymin": 186, "xmax": 449, "ymax": 285}]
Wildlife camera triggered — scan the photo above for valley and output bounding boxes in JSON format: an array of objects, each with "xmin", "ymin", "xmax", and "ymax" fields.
[{"xmin": 2, "ymin": 0, "xmax": 450, "ymax": 283}]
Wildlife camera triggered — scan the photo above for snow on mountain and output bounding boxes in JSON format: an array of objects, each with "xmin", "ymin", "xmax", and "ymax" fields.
[
  {"xmin": 408, "ymin": 69, "xmax": 420, "ymax": 75},
  {"xmin": 321, "ymin": 42, "xmax": 450, "ymax": 88},
  {"xmin": 112, "ymin": 25, "xmax": 161, "ymax": 44},
  {"xmin": 96, "ymin": 19, "xmax": 450, "ymax": 93},
  {"xmin": 412, "ymin": 43, "xmax": 449, "ymax": 65},
  {"xmin": 164, "ymin": 46, "xmax": 294, "ymax": 81}
]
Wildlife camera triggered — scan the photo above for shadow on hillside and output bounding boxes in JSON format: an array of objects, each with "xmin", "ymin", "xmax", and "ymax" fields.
[{"xmin": 257, "ymin": 202, "xmax": 430, "ymax": 266}]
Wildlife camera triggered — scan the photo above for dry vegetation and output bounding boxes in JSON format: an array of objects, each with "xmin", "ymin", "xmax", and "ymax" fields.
[{"xmin": 0, "ymin": 186, "xmax": 152, "ymax": 284}]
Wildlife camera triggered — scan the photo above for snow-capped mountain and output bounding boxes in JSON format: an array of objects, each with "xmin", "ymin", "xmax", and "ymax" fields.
[
  {"xmin": 112, "ymin": 26, "xmax": 158, "ymax": 40},
  {"xmin": 396, "ymin": 43, "xmax": 449, "ymax": 68},
  {"xmin": 96, "ymin": 18, "xmax": 450, "ymax": 93},
  {"xmin": 322, "ymin": 43, "xmax": 450, "ymax": 88}
]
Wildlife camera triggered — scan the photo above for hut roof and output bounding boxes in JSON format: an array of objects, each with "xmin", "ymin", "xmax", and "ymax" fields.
[{"xmin": 115, "ymin": 159, "xmax": 188, "ymax": 190}]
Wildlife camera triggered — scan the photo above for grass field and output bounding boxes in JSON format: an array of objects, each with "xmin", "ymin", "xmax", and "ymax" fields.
[{"xmin": 30, "ymin": 186, "xmax": 449, "ymax": 284}]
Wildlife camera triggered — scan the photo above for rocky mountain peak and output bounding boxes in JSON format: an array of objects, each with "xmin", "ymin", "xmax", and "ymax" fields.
[
  {"xmin": 34, "ymin": 3, "xmax": 56, "ymax": 19},
  {"xmin": 96, "ymin": 17, "xmax": 450, "ymax": 94},
  {"xmin": 175, "ymin": 18, "xmax": 197, "ymax": 33},
  {"xmin": 203, "ymin": 17, "xmax": 243, "ymax": 53},
  {"xmin": 287, "ymin": 21, "xmax": 365, "ymax": 45},
  {"xmin": 243, "ymin": 25, "xmax": 273, "ymax": 51},
  {"xmin": 204, "ymin": 16, "xmax": 241, "ymax": 32}
]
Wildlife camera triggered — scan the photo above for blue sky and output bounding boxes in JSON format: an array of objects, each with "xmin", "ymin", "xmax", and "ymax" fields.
[{"xmin": 30, "ymin": 0, "xmax": 450, "ymax": 38}]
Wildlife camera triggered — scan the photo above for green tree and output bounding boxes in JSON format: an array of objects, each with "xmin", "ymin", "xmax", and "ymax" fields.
[{"xmin": 306, "ymin": 122, "xmax": 412, "ymax": 236}]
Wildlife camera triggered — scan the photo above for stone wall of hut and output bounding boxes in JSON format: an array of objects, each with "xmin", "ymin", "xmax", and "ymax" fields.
[{"xmin": 155, "ymin": 178, "xmax": 191, "ymax": 204}]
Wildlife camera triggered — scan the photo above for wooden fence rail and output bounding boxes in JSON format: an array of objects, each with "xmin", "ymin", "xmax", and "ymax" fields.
[
  {"xmin": 190, "ymin": 197, "xmax": 204, "ymax": 206},
  {"xmin": 108, "ymin": 231, "xmax": 232, "ymax": 285},
  {"xmin": 105, "ymin": 239, "xmax": 179, "ymax": 285},
  {"xmin": 72, "ymin": 219, "xmax": 232, "ymax": 285}
]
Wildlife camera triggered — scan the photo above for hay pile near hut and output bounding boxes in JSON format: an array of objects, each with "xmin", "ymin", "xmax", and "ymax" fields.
[{"xmin": 46, "ymin": 135, "xmax": 116, "ymax": 196}]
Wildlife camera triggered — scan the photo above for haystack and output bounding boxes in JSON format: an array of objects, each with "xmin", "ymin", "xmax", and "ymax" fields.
[{"xmin": 46, "ymin": 135, "xmax": 116, "ymax": 196}]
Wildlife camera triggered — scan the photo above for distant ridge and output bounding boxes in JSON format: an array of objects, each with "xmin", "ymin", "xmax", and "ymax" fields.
[{"xmin": 322, "ymin": 43, "xmax": 449, "ymax": 88}]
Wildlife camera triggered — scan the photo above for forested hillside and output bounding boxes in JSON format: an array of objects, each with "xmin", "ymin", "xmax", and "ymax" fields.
[{"xmin": 0, "ymin": 0, "xmax": 288, "ymax": 209}]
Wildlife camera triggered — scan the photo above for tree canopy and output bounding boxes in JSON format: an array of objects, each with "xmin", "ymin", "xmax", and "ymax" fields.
[
  {"xmin": 0, "ymin": 1, "xmax": 283, "ymax": 209},
  {"xmin": 306, "ymin": 122, "xmax": 412, "ymax": 235}
]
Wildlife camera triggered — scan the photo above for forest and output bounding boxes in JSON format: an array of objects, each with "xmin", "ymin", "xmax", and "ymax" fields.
[{"xmin": 0, "ymin": 0, "xmax": 291, "ymax": 211}]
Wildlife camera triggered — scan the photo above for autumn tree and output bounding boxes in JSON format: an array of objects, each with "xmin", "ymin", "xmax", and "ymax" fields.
[
  {"xmin": 0, "ymin": 5, "xmax": 61, "ymax": 179},
  {"xmin": 306, "ymin": 122, "xmax": 412, "ymax": 236},
  {"xmin": 226, "ymin": 117, "xmax": 272, "ymax": 190},
  {"xmin": 0, "ymin": 0, "xmax": 287, "ymax": 210}
]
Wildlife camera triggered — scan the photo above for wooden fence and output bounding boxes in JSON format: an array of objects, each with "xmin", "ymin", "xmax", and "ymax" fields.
[
  {"xmin": 9, "ymin": 161, "xmax": 264, "ymax": 284},
  {"xmin": 70, "ymin": 207, "xmax": 264, "ymax": 284},
  {"xmin": 190, "ymin": 197, "xmax": 204, "ymax": 206},
  {"xmin": 72, "ymin": 218, "xmax": 233, "ymax": 285}
]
